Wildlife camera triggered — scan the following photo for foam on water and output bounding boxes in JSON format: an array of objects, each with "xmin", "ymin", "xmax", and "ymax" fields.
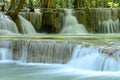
[
  {"xmin": 0, "ymin": 48, "xmax": 16, "ymax": 63},
  {"xmin": 0, "ymin": 12, "xmax": 19, "ymax": 33},
  {"xmin": 18, "ymin": 15, "xmax": 36, "ymax": 34},
  {"xmin": 0, "ymin": 44, "xmax": 120, "ymax": 80},
  {"xmin": 67, "ymin": 45, "xmax": 120, "ymax": 71},
  {"xmin": 60, "ymin": 9, "xmax": 88, "ymax": 34},
  {"xmin": 90, "ymin": 8, "xmax": 120, "ymax": 33}
]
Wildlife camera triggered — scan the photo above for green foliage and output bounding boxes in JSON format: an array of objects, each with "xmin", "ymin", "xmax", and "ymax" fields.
[
  {"xmin": 55, "ymin": 0, "xmax": 60, "ymax": 8},
  {"xmin": 3, "ymin": 0, "xmax": 120, "ymax": 8},
  {"xmin": 5, "ymin": 0, "xmax": 10, "ymax": 2},
  {"xmin": 25, "ymin": 0, "xmax": 39, "ymax": 5}
]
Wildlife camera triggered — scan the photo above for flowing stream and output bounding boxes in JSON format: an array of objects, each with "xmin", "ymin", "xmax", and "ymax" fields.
[
  {"xmin": 0, "ymin": 40, "xmax": 120, "ymax": 80},
  {"xmin": 89, "ymin": 8, "xmax": 120, "ymax": 33},
  {"xmin": 60, "ymin": 9, "xmax": 88, "ymax": 34},
  {"xmin": 0, "ymin": 48, "xmax": 12, "ymax": 62},
  {"xmin": 0, "ymin": 12, "xmax": 36, "ymax": 35},
  {"xmin": 0, "ymin": 12, "xmax": 18, "ymax": 34}
]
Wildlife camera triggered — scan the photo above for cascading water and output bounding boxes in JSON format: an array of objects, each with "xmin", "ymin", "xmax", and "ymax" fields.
[
  {"xmin": 67, "ymin": 44, "xmax": 120, "ymax": 71},
  {"xmin": 60, "ymin": 9, "xmax": 88, "ymax": 34},
  {"xmin": 0, "ymin": 48, "xmax": 13, "ymax": 62},
  {"xmin": 18, "ymin": 15, "xmax": 36, "ymax": 34},
  {"xmin": 0, "ymin": 39, "xmax": 120, "ymax": 80},
  {"xmin": 0, "ymin": 39, "xmax": 120, "ymax": 71},
  {"xmin": 0, "ymin": 40, "xmax": 76, "ymax": 63},
  {"xmin": 19, "ymin": 8, "xmax": 120, "ymax": 34},
  {"xmin": 20, "ymin": 11, "xmax": 42, "ymax": 32},
  {"xmin": 0, "ymin": 12, "xmax": 19, "ymax": 33},
  {"xmin": 90, "ymin": 8, "xmax": 120, "ymax": 33},
  {"xmin": 0, "ymin": 12, "xmax": 36, "ymax": 35},
  {"xmin": 19, "ymin": 41, "xmax": 76, "ymax": 63}
]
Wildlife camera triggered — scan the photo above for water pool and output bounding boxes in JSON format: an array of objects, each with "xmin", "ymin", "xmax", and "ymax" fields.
[{"xmin": 0, "ymin": 62, "xmax": 120, "ymax": 80}]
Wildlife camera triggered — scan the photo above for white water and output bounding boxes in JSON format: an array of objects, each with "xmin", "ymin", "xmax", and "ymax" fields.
[
  {"xmin": 0, "ymin": 12, "xmax": 19, "ymax": 33},
  {"xmin": 90, "ymin": 8, "xmax": 120, "ymax": 33},
  {"xmin": 19, "ymin": 41, "xmax": 75, "ymax": 63},
  {"xmin": 20, "ymin": 11, "xmax": 42, "ymax": 32},
  {"xmin": 0, "ymin": 12, "xmax": 37, "ymax": 35},
  {"xmin": 0, "ymin": 40, "xmax": 75, "ymax": 63},
  {"xmin": 0, "ymin": 41, "xmax": 120, "ymax": 80},
  {"xmin": 60, "ymin": 9, "xmax": 88, "ymax": 34},
  {"xmin": 0, "ymin": 40, "xmax": 120, "ymax": 71},
  {"xmin": 0, "ymin": 30, "xmax": 16, "ymax": 35},
  {"xmin": 68, "ymin": 45, "xmax": 120, "ymax": 71},
  {"xmin": 18, "ymin": 15, "xmax": 36, "ymax": 34},
  {"xmin": 0, "ymin": 48, "xmax": 13, "ymax": 62}
]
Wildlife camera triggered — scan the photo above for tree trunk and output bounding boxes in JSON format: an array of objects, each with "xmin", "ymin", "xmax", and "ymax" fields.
[
  {"xmin": 7, "ymin": 0, "xmax": 25, "ymax": 33},
  {"xmin": 41, "ymin": 0, "xmax": 55, "ymax": 8},
  {"xmin": 14, "ymin": 0, "xmax": 25, "ymax": 14},
  {"xmin": 8, "ymin": 0, "xmax": 16, "ymax": 11},
  {"xmin": 60, "ymin": 0, "xmax": 66, "ymax": 8},
  {"xmin": 29, "ymin": 0, "xmax": 34, "ymax": 12}
]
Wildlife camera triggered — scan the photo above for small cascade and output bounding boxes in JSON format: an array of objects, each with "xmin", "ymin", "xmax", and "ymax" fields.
[
  {"xmin": 0, "ymin": 30, "xmax": 18, "ymax": 35},
  {"xmin": 0, "ymin": 12, "xmax": 19, "ymax": 33},
  {"xmin": 0, "ymin": 12, "xmax": 37, "ymax": 34},
  {"xmin": 20, "ymin": 41, "xmax": 75, "ymax": 63},
  {"xmin": 1, "ymin": 39, "xmax": 120, "ymax": 71},
  {"xmin": 90, "ymin": 8, "xmax": 120, "ymax": 33},
  {"xmin": 0, "ymin": 40, "xmax": 76, "ymax": 64},
  {"xmin": 18, "ymin": 15, "xmax": 36, "ymax": 34},
  {"xmin": 60, "ymin": 9, "xmax": 88, "ymax": 34},
  {"xmin": 19, "ymin": 11, "xmax": 42, "ymax": 32},
  {"xmin": 68, "ymin": 45, "xmax": 120, "ymax": 71},
  {"xmin": 0, "ymin": 48, "xmax": 13, "ymax": 62}
]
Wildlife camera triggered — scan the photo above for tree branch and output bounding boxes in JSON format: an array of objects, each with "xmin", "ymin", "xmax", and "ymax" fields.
[
  {"xmin": 14, "ymin": 0, "xmax": 25, "ymax": 15},
  {"xmin": 8, "ymin": 0, "xmax": 16, "ymax": 11}
]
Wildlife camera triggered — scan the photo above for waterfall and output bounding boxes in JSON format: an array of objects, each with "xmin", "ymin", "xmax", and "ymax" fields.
[
  {"xmin": 1, "ymin": 39, "xmax": 120, "ymax": 71},
  {"xmin": 90, "ymin": 8, "xmax": 120, "ymax": 33},
  {"xmin": 67, "ymin": 44, "xmax": 120, "ymax": 71},
  {"xmin": 19, "ymin": 11, "xmax": 42, "ymax": 32},
  {"xmin": 0, "ymin": 12, "xmax": 36, "ymax": 35},
  {"xmin": 19, "ymin": 41, "xmax": 76, "ymax": 63},
  {"xmin": 60, "ymin": 9, "xmax": 88, "ymax": 34},
  {"xmin": 0, "ymin": 40, "xmax": 76, "ymax": 63},
  {"xmin": 0, "ymin": 12, "xmax": 19, "ymax": 33},
  {"xmin": 0, "ymin": 48, "xmax": 13, "ymax": 62},
  {"xmin": 18, "ymin": 15, "xmax": 36, "ymax": 34}
]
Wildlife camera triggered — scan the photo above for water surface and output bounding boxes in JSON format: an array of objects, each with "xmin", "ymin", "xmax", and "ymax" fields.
[{"xmin": 0, "ymin": 62, "xmax": 120, "ymax": 80}]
